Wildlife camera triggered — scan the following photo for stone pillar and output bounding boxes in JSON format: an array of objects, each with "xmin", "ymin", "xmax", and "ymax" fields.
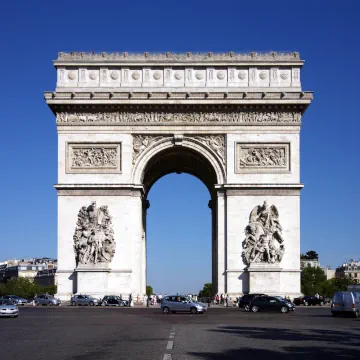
[{"xmin": 216, "ymin": 189, "xmax": 226, "ymax": 294}]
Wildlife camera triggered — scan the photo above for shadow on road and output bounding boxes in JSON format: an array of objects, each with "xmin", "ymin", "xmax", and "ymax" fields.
[{"xmin": 188, "ymin": 325, "xmax": 360, "ymax": 359}]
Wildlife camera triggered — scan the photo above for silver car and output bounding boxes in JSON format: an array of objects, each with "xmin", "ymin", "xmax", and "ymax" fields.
[
  {"xmin": 71, "ymin": 294, "xmax": 100, "ymax": 306},
  {"xmin": 0, "ymin": 295, "xmax": 27, "ymax": 305},
  {"xmin": 0, "ymin": 299, "xmax": 19, "ymax": 318},
  {"xmin": 161, "ymin": 295, "xmax": 207, "ymax": 314},
  {"xmin": 34, "ymin": 294, "xmax": 61, "ymax": 306}
]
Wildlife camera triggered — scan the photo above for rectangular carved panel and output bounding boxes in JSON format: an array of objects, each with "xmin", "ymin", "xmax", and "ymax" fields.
[
  {"xmin": 66, "ymin": 143, "xmax": 121, "ymax": 173},
  {"xmin": 236, "ymin": 143, "xmax": 290, "ymax": 173}
]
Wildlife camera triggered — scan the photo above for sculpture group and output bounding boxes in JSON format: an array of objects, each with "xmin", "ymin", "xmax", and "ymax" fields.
[
  {"xmin": 73, "ymin": 202, "xmax": 116, "ymax": 265},
  {"xmin": 243, "ymin": 201, "xmax": 285, "ymax": 265}
]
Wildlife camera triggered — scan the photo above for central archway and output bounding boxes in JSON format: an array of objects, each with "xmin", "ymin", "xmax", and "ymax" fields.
[{"xmin": 133, "ymin": 136, "xmax": 226, "ymax": 296}]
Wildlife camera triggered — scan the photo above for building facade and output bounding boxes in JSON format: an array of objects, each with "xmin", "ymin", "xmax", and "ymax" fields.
[
  {"xmin": 336, "ymin": 261, "xmax": 360, "ymax": 282},
  {"xmin": 45, "ymin": 51, "xmax": 313, "ymax": 300}
]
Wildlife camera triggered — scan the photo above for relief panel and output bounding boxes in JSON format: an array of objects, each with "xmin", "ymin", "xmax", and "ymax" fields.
[
  {"xmin": 236, "ymin": 143, "xmax": 290, "ymax": 173},
  {"xmin": 66, "ymin": 142, "xmax": 121, "ymax": 173}
]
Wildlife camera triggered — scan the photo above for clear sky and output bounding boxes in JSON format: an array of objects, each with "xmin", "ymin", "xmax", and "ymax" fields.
[{"xmin": 0, "ymin": 0, "xmax": 359, "ymax": 295}]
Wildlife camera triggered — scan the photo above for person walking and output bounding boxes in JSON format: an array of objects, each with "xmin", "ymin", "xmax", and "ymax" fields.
[
  {"xmin": 215, "ymin": 294, "xmax": 219, "ymax": 305},
  {"xmin": 129, "ymin": 293, "xmax": 132, "ymax": 307}
]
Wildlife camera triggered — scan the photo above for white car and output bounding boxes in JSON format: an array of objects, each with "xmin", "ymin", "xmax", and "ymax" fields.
[{"xmin": 0, "ymin": 299, "xmax": 19, "ymax": 318}]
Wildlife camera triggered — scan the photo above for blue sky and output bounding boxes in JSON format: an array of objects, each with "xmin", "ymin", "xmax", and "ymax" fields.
[{"xmin": 0, "ymin": 0, "xmax": 359, "ymax": 294}]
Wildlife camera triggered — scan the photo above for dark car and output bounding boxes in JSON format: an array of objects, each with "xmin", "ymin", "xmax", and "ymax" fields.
[
  {"xmin": 293, "ymin": 295, "xmax": 326, "ymax": 306},
  {"xmin": 101, "ymin": 295, "xmax": 127, "ymax": 307},
  {"xmin": 239, "ymin": 294, "xmax": 266, "ymax": 311},
  {"xmin": 249, "ymin": 296, "xmax": 295, "ymax": 313}
]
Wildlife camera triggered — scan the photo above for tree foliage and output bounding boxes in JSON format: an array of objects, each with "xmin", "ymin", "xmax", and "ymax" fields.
[
  {"xmin": 301, "ymin": 266, "xmax": 326, "ymax": 295},
  {"xmin": 301, "ymin": 266, "xmax": 357, "ymax": 297},
  {"xmin": 0, "ymin": 278, "xmax": 57, "ymax": 299},
  {"xmin": 300, "ymin": 250, "xmax": 319, "ymax": 260},
  {"xmin": 198, "ymin": 283, "xmax": 212, "ymax": 298},
  {"xmin": 146, "ymin": 285, "xmax": 153, "ymax": 296}
]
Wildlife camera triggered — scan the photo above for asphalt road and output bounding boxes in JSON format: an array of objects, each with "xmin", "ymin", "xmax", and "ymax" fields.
[{"xmin": 1, "ymin": 307, "xmax": 359, "ymax": 360}]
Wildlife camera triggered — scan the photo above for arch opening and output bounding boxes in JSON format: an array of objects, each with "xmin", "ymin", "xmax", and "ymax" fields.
[{"xmin": 141, "ymin": 146, "xmax": 219, "ymax": 296}]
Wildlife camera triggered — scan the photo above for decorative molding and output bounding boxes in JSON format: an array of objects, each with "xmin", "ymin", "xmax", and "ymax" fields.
[
  {"xmin": 57, "ymin": 111, "xmax": 301, "ymax": 125},
  {"xmin": 242, "ymin": 201, "xmax": 285, "ymax": 266},
  {"xmin": 236, "ymin": 143, "xmax": 290, "ymax": 173},
  {"xmin": 73, "ymin": 202, "xmax": 116, "ymax": 266},
  {"xmin": 193, "ymin": 135, "xmax": 225, "ymax": 164},
  {"xmin": 66, "ymin": 143, "xmax": 121, "ymax": 173},
  {"xmin": 57, "ymin": 51, "xmax": 301, "ymax": 62}
]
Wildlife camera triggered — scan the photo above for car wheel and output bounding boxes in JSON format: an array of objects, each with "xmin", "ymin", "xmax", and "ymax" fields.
[
  {"xmin": 303, "ymin": 301, "xmax": 308, "ymax": 306},
  {"xmin": 49, "ymin": 302, "xmax": 53, "ymax": 306},
  {"xmin": 34, "ymin": 301, "xmax": 39, "ymax": 307},
  {"xmin": 251, "ymin": 306, "xmax": 259, "ymax": 313},
  {"xmin": 71, "ymin": 301, "xmax": 77, "ymax": 306},
  {"xmin": 244, "ymin": 304, "xmax": 250, "ymax": 311},
  {"xmin": 320, "ymin": 301, "xmax": 324, "ymax": 306},
  {"xmin": 280, "ymin": 306, "xmax": 289, "ymax": 313},
  {"xmin": 190, "ymin": 307, "xmax": 197, "ymax": 314},
  {"xmin": 163, "ymin": 307, "xmax": 170, "ymax": 314},
  {"xmin": 89, "ymin": 301, "xmax": 94, "ymax": 306},
  {"xmin": 101, "ymin": 302, "xmax": 106, "ymax": 306}
]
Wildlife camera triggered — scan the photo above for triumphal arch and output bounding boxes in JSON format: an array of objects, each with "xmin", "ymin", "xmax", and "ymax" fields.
[{"xmin": 45, "ymin": 51, "xmax": 312, "ymax": 300}]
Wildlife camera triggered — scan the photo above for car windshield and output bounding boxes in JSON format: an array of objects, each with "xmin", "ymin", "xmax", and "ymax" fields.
[{"xmin": 0, "ymin": 300, "xmax": 14, "ymax": 305}]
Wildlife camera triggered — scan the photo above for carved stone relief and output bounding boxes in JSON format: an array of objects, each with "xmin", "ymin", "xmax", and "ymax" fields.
[
  {"xmin": 132, "ymin": 135, "xmax": 162, "ymax": 164},
  {"xmin": 67, "ymin": 143, "xmax": 121, "ymax": 173},
  {"xmin": 242, "ymin": 201, "xmax": 285, "ymax": 266},
  {"xmin": 236, "ymin": 143, "xmax": 289, "ymax": 173},
  {"xmin": 193, "ymin": 135, "xmax": 225, "ymax": 164},
  {"xmin": 57, "ymin": 111, "xmax": 301, "ymax": 124},
  {"xmin": 74, "ymin": 202, "xmax": 116, "ymax": 266}
]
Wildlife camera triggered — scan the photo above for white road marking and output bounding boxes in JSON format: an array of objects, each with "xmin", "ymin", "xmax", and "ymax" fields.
[
  {"xmin": 163, "ymin": 354, "xmax": 172, "ymax": 360},
  {"xmin": 166, "ymin": 340, "xmax": 174, "ymax": 350}
]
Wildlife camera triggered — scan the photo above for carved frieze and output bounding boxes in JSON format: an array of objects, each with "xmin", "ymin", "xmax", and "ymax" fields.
[
  {"xmin": 67, "ymin": 143, "xmax": 121, "ymax": 173},
  {"xmin": 236, "ymin": 143, "xmax": 290, "ymax": 173},
  {"xmin": 132, "ymin": 135, "xmax": 162, "ymax": 164},
  {"xmin": 242, "ymin": 201, "xmax": 285, "ymax": 266},
  {"xmin": 57, "ymin": 111, "xmax": 301, "ymax": 124},
  {"xmin": 193, "ymin": 135, "xmax": 225, "ymax": 164},
  {"xmin": 74, "ymin": 202, "xmax": 116, "ymax": 266}
]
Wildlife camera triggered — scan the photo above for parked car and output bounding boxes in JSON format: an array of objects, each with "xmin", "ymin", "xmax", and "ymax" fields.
[
  {"xmin": 71, "ymin": 294, "xmax": 100, "ymax": 306},
  {"xmin": 249, "ymin": 296, "xmax": 295, "ymax": 313},
  {"xmin": 239, "ymin": 294, "xmax": 266, "ymax": 311},
  {"xmin": 101, "ymin": 295, "xmax": 127, "ymax": 307},
  {"xmin": 331, "ymin": 291, "xmax": 360, "ymax": 318},
  {"xmin": 34, "ymin": 294, "xmax": 61, "ymax": 306},
  {"xmin": 0, "ymin": 295, "xmax": 28, "ymax": 305},
  {"xmin": 293, "ymin": 295, "xmax": 326, "ymax": 306},
  {"xmin": 0, "ymin": 299, "xmax": 19, "ymax": 318},
  {"xmin": 161, "ymin": 295, "xmax": 207, "ymax": 314}
]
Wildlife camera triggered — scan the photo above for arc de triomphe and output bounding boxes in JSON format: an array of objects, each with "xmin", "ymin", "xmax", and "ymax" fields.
[{"xmin": 45, "ymin": 51, "xmax": 312, "ymax": 300}]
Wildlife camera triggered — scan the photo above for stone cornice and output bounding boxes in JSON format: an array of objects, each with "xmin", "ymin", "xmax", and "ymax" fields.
[
  {"xmin": 45, "ymin": 91, "xmax": 313, "ymax": 106},
  {"xmin": 55, "ymin": 51, "xmax": 303, "ymax": 64}
]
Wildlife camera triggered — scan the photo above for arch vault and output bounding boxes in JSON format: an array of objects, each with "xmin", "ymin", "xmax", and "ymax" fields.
[{"xmin": 45, "ymin": 51, "xmax": 312, "ymax": 300}]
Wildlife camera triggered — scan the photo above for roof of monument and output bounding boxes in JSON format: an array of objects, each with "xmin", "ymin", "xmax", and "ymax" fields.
[{"xmin": 55, "ymin": 51, "xmax": 303, "ymax": 65}]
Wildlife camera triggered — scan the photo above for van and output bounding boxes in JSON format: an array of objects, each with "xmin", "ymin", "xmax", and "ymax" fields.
[{"xmin": 331, "ymin": 291, "xmax": 360, "ymax": 317}]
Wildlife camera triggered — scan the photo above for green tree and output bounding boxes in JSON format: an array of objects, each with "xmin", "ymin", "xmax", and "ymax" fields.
[
  {"xmin": 146, "ymin": 285, "xmax": 153, "ymax": 296},
  {"xmin": 301, "ymin": 266, "xmax": 326, "ymax": 295},
  {"xmin": 301, "ymin": 250, "xmax": 319, "ymax": 260},
  {"xmin": 321, "ymin": 276, "xmax": 358, "ymax": 297},
  {"xmin": 198, "ymin": 283, "xmax": 212, "ymax": 298}
]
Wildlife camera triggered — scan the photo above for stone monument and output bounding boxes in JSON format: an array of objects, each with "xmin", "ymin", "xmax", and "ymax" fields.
[{"xmin": 45, "ymin": 51, "xmax": 313, "ymax": 299}]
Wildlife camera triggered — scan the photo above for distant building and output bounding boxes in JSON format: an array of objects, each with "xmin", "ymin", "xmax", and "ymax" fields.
[
  {"xmin": 34, "ymin": 268, "xmax": 57, "ymax": 287},
  {"xmin": 321, "ymin": 267, "xmax": 335, "ymax": 280},
  {"xmin": 0, "ymin": 258, "xmax": 57, "ymax": 283},
  {"xmin": 301, "ymin": 259, "xmax": 320, "ymax": 269},
  {"xmin": 336, "ymin": 260, "xmax": 360, "ymax": 283}
]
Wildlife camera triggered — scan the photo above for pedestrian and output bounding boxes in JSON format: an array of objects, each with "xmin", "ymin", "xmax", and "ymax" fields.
[
  {"xmin": 216, "ymin": 294, "xmax": 219, "ymax": 304},
  {"xmin": 220, "ymin": 293, "xmax": 224, "ymax": 305},
  {"xmin": 143, "ymin": 294, "xmax": 148, "ymax": 306},
  {"xmin": 129, "ymin": 293, "xmax": 132, "ymax": 307}
]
